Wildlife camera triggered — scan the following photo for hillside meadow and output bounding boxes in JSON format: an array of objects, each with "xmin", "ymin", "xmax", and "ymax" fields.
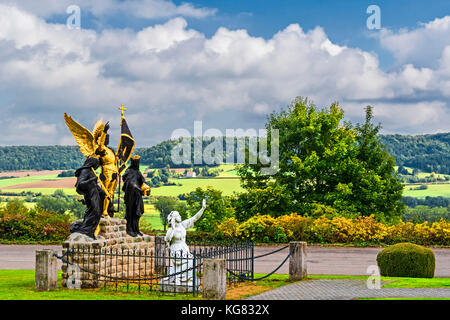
[{"xmin": 0, "ymin": 165, "xmax": 449, "ymax": 200}]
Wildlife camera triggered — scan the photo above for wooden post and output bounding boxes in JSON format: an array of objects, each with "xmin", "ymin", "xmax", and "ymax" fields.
[
  {"xmin": 289, "ymin": 241, "xmax": 307, "ymax": 281},
  {"xmin": 203, "ymin": 258, "xmax": 226, "ymax": 300},
  {"xmin": 35, "ymin": 250, "xmax": 57, "ymax": 291}
]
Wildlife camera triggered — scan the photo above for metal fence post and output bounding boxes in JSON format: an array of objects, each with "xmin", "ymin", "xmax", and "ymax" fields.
[
  {"xmin": 251, "ymin": 240, "xmax": 255, "ymax": 280},
  {"xmin": 289, "ymin": 241, "xmax": 307, "ymax": 281},
  {"xmin": 192, "ymin": 251, "xmax": 197, "ymax": 296}
]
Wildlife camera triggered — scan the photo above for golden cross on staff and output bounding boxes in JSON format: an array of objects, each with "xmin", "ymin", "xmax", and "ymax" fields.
[{"xmin": 119, "ymin": 104, "xmax": 127, "ymax": 118}]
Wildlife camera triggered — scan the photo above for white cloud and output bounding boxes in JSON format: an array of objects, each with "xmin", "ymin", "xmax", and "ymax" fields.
[
  {"xmin": 0, "ymin": 4, "xmax": 449, "ymax": 146},
  {"xmin": 379, "ymin": 16, "xmax": 450, "ymax": 69},
  {"xmin": 5, "ymin": 0, "xmax": 217, "ymax": 20}
]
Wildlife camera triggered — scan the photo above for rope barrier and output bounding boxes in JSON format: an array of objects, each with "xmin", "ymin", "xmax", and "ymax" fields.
[
  {"xmin": 254, "ymin": 245, "xmax": 289, "ymax": 259},
  {"xmin": 227, "ymin": 244, "xmax": 295, "ymax": 281}
]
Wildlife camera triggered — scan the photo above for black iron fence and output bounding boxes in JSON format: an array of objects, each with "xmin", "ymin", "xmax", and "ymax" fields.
[{"xmin": 60, "ymin": 238, "xmax": 254, "ymax": 296}]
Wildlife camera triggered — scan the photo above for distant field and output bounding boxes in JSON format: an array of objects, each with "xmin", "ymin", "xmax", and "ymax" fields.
[
  {"xmin": 150, "ymin": 178, "xmax": 242, "ymax": 197},
  {"xmin": 0, "ymin": 174, "xmax": 64, "ymax": 189},
  {"xmin": 403, "ymin": 183, "xmax": 450, "ymax": 198},
  {"xmin": 0, "ymin": 165, "xmax": 241, "ymax": 198},
  {"xmin": 1, "ymin": 165, "xmax": 449, "ymax": 200},
  {"xmin": 140, "ymin": 204, "xmax": 164, "ymax": 230},
  {"xmin": 0, "ymin": 170, "xmax": 65, "ymax": 178},
  {"xmin": 0, "ymin": 188, "xmax": 78, "ymax": 196}
]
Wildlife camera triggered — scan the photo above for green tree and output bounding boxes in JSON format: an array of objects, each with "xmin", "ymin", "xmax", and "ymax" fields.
[
  {"xmin": 237, "ymin": 97, "xmax": 356, "ymax": 216},
  {"xmin": 237, "ymin": 97, "xmax": 403, "ymax": 222},
  {"xmin": 397, "ymin": 166, "xmax": 409, "ymax": 175},
  {"xmin": 154, "ymin": 196, "xmax": 185, "ymax": 231},
  {"xmin": 36, "ymin": 196, "xmax": 69, "ymax": 215},
  {"xmin": 349, "ymin": 106, "xmax": 405, "ymax": 222},
  {"xmin": 35, "ymin": 190, "xmax": 87, "ymax": 218},
  {"xmin": 186, "ymin": 186, "xmax": 234, "ymax": 232},
  {"xmin": 67, "ymin": 197, "xmax": 86, "ymax": 219}
]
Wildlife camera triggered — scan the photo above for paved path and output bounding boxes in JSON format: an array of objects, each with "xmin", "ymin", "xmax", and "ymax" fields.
[
  {"xmin": 246, "ymin": 279, "xmax": 450, "ymax": 300},
  {"xmin": 2, "ymin": 244, "xmax": 450, "ymax": 277},
  {"xmin": 252, "ymin": 245, "xmax": 450, "ymax": 277},
  {"xmin": 0, "ymin": 245, "xmax": 63, "ymax": 270}
]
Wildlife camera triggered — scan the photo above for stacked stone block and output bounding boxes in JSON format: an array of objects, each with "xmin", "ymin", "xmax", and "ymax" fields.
[{"xmin": 61, "ymin": 218, "xmax": 157, "ymax": 289}]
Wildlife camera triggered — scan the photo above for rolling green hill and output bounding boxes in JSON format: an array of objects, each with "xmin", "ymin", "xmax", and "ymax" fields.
[
  {"xmin": 379, "ymin": 132, "xmax": 450, "ymax": 174},
  {"xmin": 0, "ymin": 132, "xmax": 449, "ymax": 174}
]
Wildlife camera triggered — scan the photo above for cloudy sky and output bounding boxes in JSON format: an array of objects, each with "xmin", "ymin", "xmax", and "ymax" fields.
[{"xmin": 0, "ymin": 0, "xmax": 449, "ymax": 147}]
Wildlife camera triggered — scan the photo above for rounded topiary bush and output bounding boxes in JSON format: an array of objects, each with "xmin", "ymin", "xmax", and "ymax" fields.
[{"xmin": 376, "ymin": 242, "xmax": 435, "ymax": 278}]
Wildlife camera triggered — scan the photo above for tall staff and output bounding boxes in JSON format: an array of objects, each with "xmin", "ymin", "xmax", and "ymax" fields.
[{"xmin": 115, "ymin": 104, "xmax": 135, "ymax": 213}]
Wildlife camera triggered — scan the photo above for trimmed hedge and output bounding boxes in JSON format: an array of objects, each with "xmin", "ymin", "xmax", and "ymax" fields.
[{"xmin": 376, "ymin": 243, "xmax": 435, "ymax": 278}]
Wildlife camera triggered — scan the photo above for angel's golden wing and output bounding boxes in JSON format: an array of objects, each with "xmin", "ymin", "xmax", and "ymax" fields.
[
  {"xmin": 64, "ymin": 113, "xmax": 97, "ymax": 157},
  {"xmin": 92, "ymin": 118, "xmax": 105, "ymax": 144}
]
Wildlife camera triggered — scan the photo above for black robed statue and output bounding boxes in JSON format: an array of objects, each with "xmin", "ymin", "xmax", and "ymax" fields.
[
  {"xmin": 122, "ymin": 155, "xmax": 150, "ymax": 237},
  {"xmin": 70, "ymin": 157, "xmax": 106, "ymax": 239}
]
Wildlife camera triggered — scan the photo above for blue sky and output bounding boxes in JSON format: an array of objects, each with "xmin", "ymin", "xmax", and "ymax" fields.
[{"xmin": 0, "ymin": 0, "xmax": 449, "ymax": 146}]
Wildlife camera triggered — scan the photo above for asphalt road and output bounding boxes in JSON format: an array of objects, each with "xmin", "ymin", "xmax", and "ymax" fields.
[{"xmin": 2, "ymin": 244, "xmax": 450, "ymax": 276}]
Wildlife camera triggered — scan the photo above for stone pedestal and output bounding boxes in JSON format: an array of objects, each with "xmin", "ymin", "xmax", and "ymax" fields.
[{"xmin": 61, "ymin": 218, "xmax": 156, "ymax": 289}]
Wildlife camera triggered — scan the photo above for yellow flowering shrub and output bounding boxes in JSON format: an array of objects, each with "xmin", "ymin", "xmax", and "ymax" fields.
[
  {"xmin": 273, "ymin": 213, "xmax": 311, "ymax": 241},
  {"xmin": 386, "ymin": 220, "xmax": 450, "ymax": 246},
  {"xmin": 216, "ymin": 217, "xmax": 240, "ymax": 238},
  {"xmin": 216, "ymin": 214, "xmax": 450, "ymax": 245},
  {"xmin": 352, "ymin": 215, "xmax": 388, "ymax": 243},
  {"xmin": 237, "ymin": 214, "xmax": 278, "ymax": 241}
]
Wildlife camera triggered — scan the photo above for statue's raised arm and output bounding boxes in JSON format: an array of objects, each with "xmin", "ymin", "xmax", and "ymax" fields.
[{"xmin": 182, "ymin": 199, "xmax": 207, "ymax": 230}]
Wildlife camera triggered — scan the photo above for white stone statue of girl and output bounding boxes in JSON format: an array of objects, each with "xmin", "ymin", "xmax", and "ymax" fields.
[{"xmin": 160, "ymin": 199, "xmax": 206, "ymax": 291}]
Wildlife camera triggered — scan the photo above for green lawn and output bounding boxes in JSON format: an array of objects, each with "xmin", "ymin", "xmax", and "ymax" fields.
[
  {"xmin": 0, "ymin": 270, "xmax": 290, "ymax": 300},
  {"xmin": 309, "ymin": 275, "xmax": 450, "ymax": 289},
  {"xmin": 0, "ymin": 270, "xmax": 199, "ymax": 300},
  {"xmin": 382, "ymin": 277, "xmax": 450, "ymax": 288}
]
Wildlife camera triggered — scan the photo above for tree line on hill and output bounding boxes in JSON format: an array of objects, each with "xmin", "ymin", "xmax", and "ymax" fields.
[
  {"xmin": 0, "ymin": 133, "xmax": 449, "ymax": 175},
  {"xmin": 379, "ymin": 133, "xmax": 450, "ymax": 174}
]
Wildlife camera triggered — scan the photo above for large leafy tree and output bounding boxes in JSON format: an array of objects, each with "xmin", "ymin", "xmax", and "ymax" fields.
[
  {"xmin": 154, "ymin": 196, "xmax": 187, "ymax": 231},
  {"xmin": 348, "ymin": 106, "xmax": 405, "ymax": 222},
  {"xmin": 236, "ymin": 97, "xmax": 403, "ymax": 222},
  {"xmin": 186, "ymin": 186, "xmax": 234, "ymax": 232}
]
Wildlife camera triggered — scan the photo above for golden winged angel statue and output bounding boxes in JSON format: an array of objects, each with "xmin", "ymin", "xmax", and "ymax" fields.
[{"xmin": 64, "ymin": 113, "xmax": 119, "ymax": 221}]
